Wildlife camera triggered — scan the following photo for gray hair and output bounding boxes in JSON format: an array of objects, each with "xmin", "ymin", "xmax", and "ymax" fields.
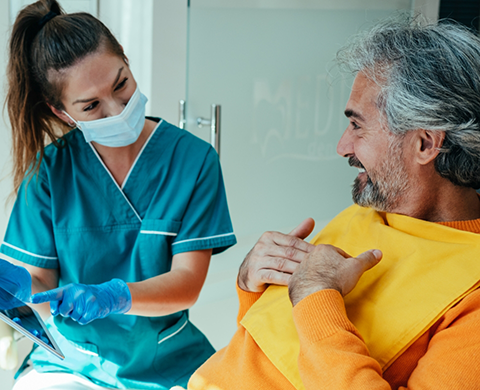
[{"xmin": 337, "ymin": 16, "xmax": 480, "ymax": 189}]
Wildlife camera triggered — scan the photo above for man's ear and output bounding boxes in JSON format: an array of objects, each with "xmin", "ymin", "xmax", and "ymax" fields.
[
  {"xmin": 48, "ymin": 103, "xmax": 75, "ymax": 126},
  {"xmin": 415, "ymin": 129, "xmax": 445, "ymax": 165}
]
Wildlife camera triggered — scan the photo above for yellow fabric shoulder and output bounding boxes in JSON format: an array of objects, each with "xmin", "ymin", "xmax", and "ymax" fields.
[{"xmin": 241, "ymin": 205, "xmax": 480, "ymax": 390}]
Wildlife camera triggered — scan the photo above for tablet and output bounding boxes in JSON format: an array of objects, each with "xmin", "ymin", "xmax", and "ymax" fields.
[{"xmin": 0, "ymin": 286, "xmax": 64, "ymax": 360}]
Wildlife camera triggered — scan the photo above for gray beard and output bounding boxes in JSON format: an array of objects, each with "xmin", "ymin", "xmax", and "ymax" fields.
[{"xmin": 352, "ymin": 136, "xmax": 410, "ymax": 212}]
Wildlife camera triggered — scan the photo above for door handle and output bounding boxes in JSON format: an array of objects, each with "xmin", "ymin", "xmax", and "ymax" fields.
[
  {"xmin": 197, "ymin": 104, "xmax": 221, "ymax": 157},
  {"xmin": 178, "ymin": 100, "xmax": 186, "ymax": 129}
]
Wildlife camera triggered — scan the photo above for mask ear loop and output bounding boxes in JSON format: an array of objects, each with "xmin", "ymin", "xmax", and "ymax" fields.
[{"xmin": 63, "ymin": 111, "xmax": 80, "ymax": 129}]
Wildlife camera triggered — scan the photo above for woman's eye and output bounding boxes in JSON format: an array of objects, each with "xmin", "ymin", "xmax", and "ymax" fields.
[
  {"xmin": 83, "ymin": 101, "xmax": 99, "ymax": 112},
  {"xmin": 114, "ymin": 77, "xmax": 128, "ymax": 91}
]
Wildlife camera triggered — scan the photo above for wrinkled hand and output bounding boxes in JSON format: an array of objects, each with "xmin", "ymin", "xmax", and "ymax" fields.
[
  {"xmin": 0, "ymin": 259, "xmax": 32, "ymax": 309},
  {"xmin": 30, "ymin": 279, "xmax": 131, "ymax": 325},
  {"xmin": 238, "ymin": 218, "xmax": 316, "ymax": 293},
  {"xmin": 289, "ymin": 244, "xmax": 382, "ymax": 306}
]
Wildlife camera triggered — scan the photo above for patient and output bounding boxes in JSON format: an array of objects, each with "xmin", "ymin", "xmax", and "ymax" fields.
[{"xmin": 187, "ymin": 17, "xmax": 480, "ymax": 390}]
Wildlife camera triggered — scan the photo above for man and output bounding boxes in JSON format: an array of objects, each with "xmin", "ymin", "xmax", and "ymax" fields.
[{"xmin": 187, "ymin": 17, "xmax": 480, "ymax": 389}]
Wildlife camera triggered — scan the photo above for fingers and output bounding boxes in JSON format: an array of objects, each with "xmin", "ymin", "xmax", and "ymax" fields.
[
  {"xmin": 76, "ymin": 311, "xmax": 93, "ymax": 326},
  {"xmin": 288, "ymin": 244, "xmax": 383, "ymax": 301},
  {"xmin": 265, "ymin": 231, "xmax": 315, "ymax": 255},
  {"xmin": 326, "ymin": 244, "xmax": 351, "ymax": 259},
  {"xmin": 238, "ymin": 222, "xmax": 316, "ymax": 293},
  {"xmin": 259, "ymin": 242, "xmax": 311, "ymax": 264},
  {"xmin": 356, "ymin": 249, "xmax": 382, "ymax": 272},
  {"xmin": 56, "ymin": 299, "xmax": 75, "ymax": 317},
  {"xmin": 70, "ymin": 297, "xmax": 85, "ymax": 323},
  {"xmin": 31, "ymin": 286, "xmax": 79, "ymax": 319},
  {"xmin": 288, "ymin": 218, "xmax": 315, "ymax": 240},
  {"xmin": 30, "ymin": 286, "xmax": 66, "ymax": 304},
  {"xmin": 50, "ymin": 300, "xmax": 61, "ymax": 316},
  {"xmin": 266, "ymin": 256, "xmax": 300, "ymax": 274},
  {"xmin": 75, "ymin": 295, "xmax": 98, "ymax": 325},
  {"xmin": 256, "ymin": 269, "xmax": 291, "ymax": 287}
]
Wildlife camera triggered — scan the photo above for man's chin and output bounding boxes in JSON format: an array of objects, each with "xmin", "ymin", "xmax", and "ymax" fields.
[
  {"xmin": 351, "ymin": 178, "xmax": 389, "ymax": 212},
  {"xmin": 352, "ymin": 177, "xmax": 367, "ymax": 202},
  {"xmin": 352, "ymin": 197, "xmax": 388, "ymax": 212}
]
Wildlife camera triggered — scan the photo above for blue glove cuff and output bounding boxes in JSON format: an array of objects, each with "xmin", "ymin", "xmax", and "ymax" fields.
[{"xmin": 107, "ymin": 278, "xmax": 132, "ymax": 315}]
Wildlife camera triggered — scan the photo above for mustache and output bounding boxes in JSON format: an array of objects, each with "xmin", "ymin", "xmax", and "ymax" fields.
[{"xmin": 348, "ymin": 156, "xmax": 365, "ymax": 170}]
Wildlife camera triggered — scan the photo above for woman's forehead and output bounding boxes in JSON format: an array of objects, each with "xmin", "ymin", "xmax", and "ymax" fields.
[{"xmin": 60, "ymin": 52, "xmax": 128, "ymax": 105}]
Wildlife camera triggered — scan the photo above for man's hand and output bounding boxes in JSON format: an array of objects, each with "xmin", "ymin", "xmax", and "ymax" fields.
[
  {"xmin": 288, "ymin": 244, "xmax": 382, "ymax": 306},
  {"xmin": 238, "ymin": 218, "xmax": 316, "ymax": 293}
]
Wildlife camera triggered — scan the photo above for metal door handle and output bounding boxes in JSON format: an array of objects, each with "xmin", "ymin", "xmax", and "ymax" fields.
[
  {"xmin": 178, "ymin": 100, "xmax": 186, "ymax": 129},
  {"xmin": 197, "ymin": 104, "xmax": 221, "ymax": 157}
]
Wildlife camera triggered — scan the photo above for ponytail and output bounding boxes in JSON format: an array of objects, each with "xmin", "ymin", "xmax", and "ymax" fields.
[{"xmin": 6, "ymin": 0, "xmax": 123, "ymax": 195}]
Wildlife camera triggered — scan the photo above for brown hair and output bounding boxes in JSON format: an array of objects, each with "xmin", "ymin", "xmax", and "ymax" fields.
[{"xmin": 6, "ymin": 0, "xmax": 124, "ymax": 194}]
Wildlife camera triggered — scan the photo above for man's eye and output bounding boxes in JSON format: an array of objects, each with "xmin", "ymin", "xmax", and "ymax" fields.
[
  {"xmin": 350, "ymin": 121, "xmax": 360, "ymax": 129},
  {"xmin": 115, "ymin": 77, "xmax": 128, "ymax": 91},
  {"xmin": 83, "ymin": 101, "xmax": 98, "ymax": 112}
]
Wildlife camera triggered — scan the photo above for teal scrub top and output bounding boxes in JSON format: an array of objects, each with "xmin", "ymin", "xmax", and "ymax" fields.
[{"xmin": 0, "ymin": 118, "xmax": 236, "ymax": 389}]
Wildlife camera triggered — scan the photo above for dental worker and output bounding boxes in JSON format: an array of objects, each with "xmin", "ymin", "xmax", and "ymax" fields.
[{"xmin": 0, "ymin": 1, "xmax": 236, "ymax": 389}]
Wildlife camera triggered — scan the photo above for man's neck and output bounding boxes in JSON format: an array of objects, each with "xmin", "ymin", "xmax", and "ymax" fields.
[{"xmin": 390, "ymin": 182, "xmax": 480, "ymax": 223}]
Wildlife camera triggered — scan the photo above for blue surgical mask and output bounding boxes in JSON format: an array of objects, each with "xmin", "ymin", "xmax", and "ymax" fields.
[{"xmin": 63, "ymin": 86, "xmax": 148, "ymax": 147}]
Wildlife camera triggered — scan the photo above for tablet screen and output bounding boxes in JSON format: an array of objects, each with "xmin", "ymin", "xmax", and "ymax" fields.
[{"xmin": 0, "ymin": 286, "xmax": 64, "ymax": 360}]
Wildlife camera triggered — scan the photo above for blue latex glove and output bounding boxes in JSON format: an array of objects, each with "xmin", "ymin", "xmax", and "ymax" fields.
[
  {"xmin": 0, "ymin": 259, "xmax": 32, "ymax": 309},
  {"xmin": 30, "ymin": 279, "xmax": 131, "ymax": 325}
]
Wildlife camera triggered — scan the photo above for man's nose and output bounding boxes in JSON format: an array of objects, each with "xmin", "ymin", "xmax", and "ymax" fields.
[{"xmin": 336, "ymin": 128, "xmax": 353, "ymax": 157}]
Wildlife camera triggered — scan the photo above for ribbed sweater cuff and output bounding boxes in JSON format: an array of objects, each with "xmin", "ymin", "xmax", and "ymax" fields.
[
  {"xmin": 293, "ymin": 289, "xmax": 358, "ymax": 342},
  {"xmin": 236, "ymin": 282, "xmax": 264, "ymax": 322}
]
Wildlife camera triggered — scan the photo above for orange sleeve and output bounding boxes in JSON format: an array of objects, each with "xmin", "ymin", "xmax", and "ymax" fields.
[
  {"xmin": 235, "ymin": 282, "xmax": 263, "ymax": 325},
  {"xmin": 402, "ymin": 290, "xmax": 480, "ymax": 389},
  {"xmin": 293, "ymin": 289, "xmax": 480, "ymax": 390},
  {"xmin": 293, "ymin": 289, "xmax": 389, "ymax": 390}
]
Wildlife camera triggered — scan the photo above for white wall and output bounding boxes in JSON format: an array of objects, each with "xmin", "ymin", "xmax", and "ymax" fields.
[
  {"xmin": 413, "ymin": 0, "xmax": 440, "ymax": 21},
  {"xmin": 150, "ymin": 0, "xmax": 188, "ymax": 125}
]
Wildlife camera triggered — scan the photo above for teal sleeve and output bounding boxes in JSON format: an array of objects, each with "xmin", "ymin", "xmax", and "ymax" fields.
[
  {"xmin": 172, "ymin": 147, "xmax": 236, "ymax": 255},
  {"xmin": 0, "ymin": 169, "xmax": 58, "ymax": 268}
]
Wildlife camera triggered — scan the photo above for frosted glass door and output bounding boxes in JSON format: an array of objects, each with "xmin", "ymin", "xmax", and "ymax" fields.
[
  {"xmin": 186, "ymin": 0, "xmax": 412, "ymax": 349},
  {"xmin": 186, "ymin": 0, "xmax": 412, "ymax": 239}
]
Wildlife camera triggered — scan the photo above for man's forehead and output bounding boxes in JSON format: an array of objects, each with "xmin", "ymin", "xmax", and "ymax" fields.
[{"xmin": 345, "ymin": 72, "xmax": 382, "ymax": 121}]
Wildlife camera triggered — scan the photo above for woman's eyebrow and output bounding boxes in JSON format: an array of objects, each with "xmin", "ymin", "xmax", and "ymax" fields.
[
  {"xmin": 73, "ymin": 96, "xmax": 97, "ymax": 104},
  {"xmin": 111, "ymin": 66, "xmax": 124, "ymax": 88},
  {"xmin": 72, "ymin": 67, "xmax": 124, "ymax": 105}
]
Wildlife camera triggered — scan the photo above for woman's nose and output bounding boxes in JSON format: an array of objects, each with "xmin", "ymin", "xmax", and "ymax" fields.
[{"xmin": 103, "ymin": 100, "xmax": 125, "ymax": 118}]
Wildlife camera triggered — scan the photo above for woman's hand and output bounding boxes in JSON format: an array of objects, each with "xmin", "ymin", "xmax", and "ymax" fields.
[
  {"xmin": 0, "ymin": 259, "xmax": 32, "ymax": 309},
  {"xmin": 30, "ymin": 279, "xmax": 131, "ymax": 325}
]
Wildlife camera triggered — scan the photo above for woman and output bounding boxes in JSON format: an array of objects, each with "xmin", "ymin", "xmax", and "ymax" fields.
[{"xmin": 1, "ymin": 1, "xmax": 236, "ymax": 389}]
